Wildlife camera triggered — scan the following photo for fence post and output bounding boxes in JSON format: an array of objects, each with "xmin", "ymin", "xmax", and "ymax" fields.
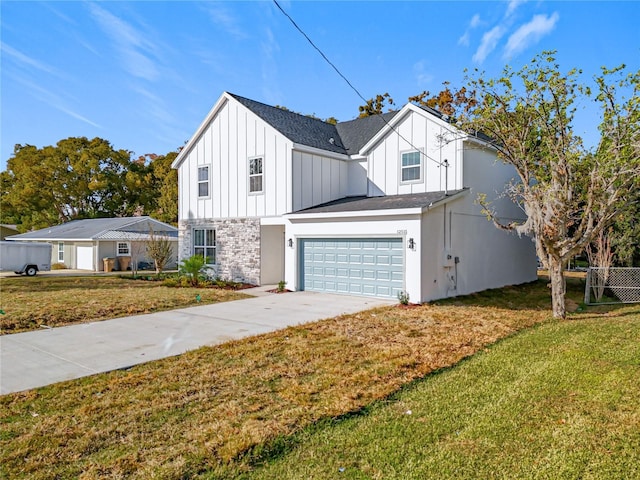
[{"xmin": 584, "ymin": 268, "xmax": 591, "ymax": 305}]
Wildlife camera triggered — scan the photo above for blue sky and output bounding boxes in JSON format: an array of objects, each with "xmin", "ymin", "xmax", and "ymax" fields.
[{"xmin": 1, "ymin": 1, "xmax": 638, "ymax": 171}]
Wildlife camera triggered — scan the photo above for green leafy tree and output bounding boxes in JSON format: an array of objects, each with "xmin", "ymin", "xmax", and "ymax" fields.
[
  {"xmin": 1, "ymin": 137, "xmax": 136, "ymax": 230},
  {"xmin": 149, "ymin": 152, "xmax": 178, "ymax": 224},
  {"xmin": 458, "ymin": 51, "xmax": 640, "ymax": 318},
  {"xmin": 610, "ymin": 185, "xmax": 640, "ymax": 266}
]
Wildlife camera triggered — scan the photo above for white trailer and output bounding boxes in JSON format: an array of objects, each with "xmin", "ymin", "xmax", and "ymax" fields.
[{"xmin": 0, "ymin": 241, "xmax": 52, "ymax": 276}]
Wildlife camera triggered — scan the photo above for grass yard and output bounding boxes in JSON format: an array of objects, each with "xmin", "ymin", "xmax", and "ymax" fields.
[
  {"xmin": 0, "ymin": 276, "xmax": 249, "ymax": 334},
  {"xmin": 1, "ymin": 278, "xmax": 638, "ymax": 479},
  {"xmin": 247, "ymin": 315, "xmax": 640, "ymax": 480}
]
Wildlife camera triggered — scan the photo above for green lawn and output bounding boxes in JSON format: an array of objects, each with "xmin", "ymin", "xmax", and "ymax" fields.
[{"xmin": 244, "ymin": 314, "xmax": 640, "ymax": 479}]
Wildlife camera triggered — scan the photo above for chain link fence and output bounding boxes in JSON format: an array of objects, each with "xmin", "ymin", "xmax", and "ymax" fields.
[{"xmin": 584, "ymin": 267, "xmax": 640, "ymax": 305}]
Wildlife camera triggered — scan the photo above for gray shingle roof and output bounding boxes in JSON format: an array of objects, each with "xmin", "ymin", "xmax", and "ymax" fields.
[
  {"xmin": 228, "ymin": 93, "xmax": 408, "ymax": 156},
  {"xmin": 8, "ymin": 217, "xmax": 177, "ymax": 241},
  {"xmin": 228, "ymin": 93, "xmax": 349, "ymax": 155},
  {"xmin": 335, "ymin": 111, "xmax": 399, "ymax": 155},
  {"xmin": 289, "ymin": 190, "xmax": 467, "ymax": 214}
]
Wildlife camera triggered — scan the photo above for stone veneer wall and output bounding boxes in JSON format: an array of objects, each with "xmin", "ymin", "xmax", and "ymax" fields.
[{"xmin": 179, "ymin": 218, "xmax": 261, "ymax": 285}]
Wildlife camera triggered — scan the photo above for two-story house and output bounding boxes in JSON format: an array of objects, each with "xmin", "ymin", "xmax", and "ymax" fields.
[{"xmin": 172, "ymin": 92, "xmax": 537, "ymax": 302}]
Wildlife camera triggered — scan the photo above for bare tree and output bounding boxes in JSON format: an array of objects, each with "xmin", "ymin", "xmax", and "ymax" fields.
[
  {"xmin": 129, "ymin": 240, "xmax": 145, "ymax": 277},
  {"xmin": 146, "ymin": 227, "xmax": 174, "ymax": 276},
  {"xmin": 586, "ymin": 229, "xmax": 614, "ymax": 302},
  {"xmin": 460, "ymin": 51, "xmax": 640, "ymax": 318}
]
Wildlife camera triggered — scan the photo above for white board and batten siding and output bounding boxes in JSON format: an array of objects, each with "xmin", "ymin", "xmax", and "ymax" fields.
[
  {"xmin": 366, "ymin": 108, "xmax": 463, "ymax": 196},
  {"xmin": 177, "ymin": 98, "xmax": 292, "ymax": 220},
  {"xmin": 291, "ymin": 151, "xmax": 350, "ymax": 212}
]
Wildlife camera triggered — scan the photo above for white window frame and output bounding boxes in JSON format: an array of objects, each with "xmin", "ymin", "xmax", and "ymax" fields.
[
  {"xmin": 57, "ymin": 242, "xmax": 64, "ymax": 262},
  {"xmin": 197, "ymin": 165, "xmax": 210, "ymax": 198},
  {"xmin": 400, "ymin": 150, "xmax": 423, "ymax": 184},
  {"xmin": 193, "ymin": 228, "xmax": 216, "ymax": 265},
  {"xmin": 117, "ymin": 242, "xmax": 130, "ymax": 256},
  {"xmin": 248, "ymin": 156, "xmax": 264, "ymax": 194}
]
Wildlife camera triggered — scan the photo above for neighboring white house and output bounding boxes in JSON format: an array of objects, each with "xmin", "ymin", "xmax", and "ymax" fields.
[
  {"xmin": 8, "ymin": 217, "xmax": 178, "ymax": 272},
  {"xmin": 172, "ymin": 92, "xmax": 537, "ymax": 302}
]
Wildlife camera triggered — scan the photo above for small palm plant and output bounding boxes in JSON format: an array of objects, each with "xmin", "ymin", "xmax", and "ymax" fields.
[{"xmin": 179, "ymin": 255, "xmax": 206, "ymax": 286}]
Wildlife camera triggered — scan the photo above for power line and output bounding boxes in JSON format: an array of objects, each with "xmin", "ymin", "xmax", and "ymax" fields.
[{"xmin": 272, "ymin": 0, "xmax": 448, "ymax": 169}]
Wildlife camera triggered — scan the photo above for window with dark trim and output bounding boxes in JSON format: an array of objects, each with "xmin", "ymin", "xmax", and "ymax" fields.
[
  {"xmin": 198, "ymin": 166, "xmax": 209, "ymax": 198},
  {"xmin": 193, "ymin": 228, "xmax": 216, "ymax": 265}
]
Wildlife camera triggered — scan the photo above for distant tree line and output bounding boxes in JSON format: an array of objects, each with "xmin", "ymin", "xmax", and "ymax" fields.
[{"xmin": 0, "ymin": 137, "xmax": 178, "ymax": 232}]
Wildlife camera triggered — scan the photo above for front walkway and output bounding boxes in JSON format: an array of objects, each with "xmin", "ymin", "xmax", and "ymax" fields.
[{"xmin": 0, "ymin": 288, "xmax": 393, "ymax": 394}]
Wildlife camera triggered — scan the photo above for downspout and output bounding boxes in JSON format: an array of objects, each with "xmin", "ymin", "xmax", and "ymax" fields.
[{"xmin": 443, "ymin": 159, "xmax": 449, "ymax": 196}]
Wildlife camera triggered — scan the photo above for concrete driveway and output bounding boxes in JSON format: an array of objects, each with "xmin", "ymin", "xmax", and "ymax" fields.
[{"xmin": 0, "ymin": 288, "xmax": 393, "ymax": 395}]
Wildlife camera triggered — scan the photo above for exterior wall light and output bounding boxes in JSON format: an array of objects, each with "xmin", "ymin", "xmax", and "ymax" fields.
[
  {"xmin": 288, "ymin": 238, "xmax": 294, "ymax": 248},
  {"xmin": 408, "ymin": 238, "xmax": 415, "ymax": 250}
]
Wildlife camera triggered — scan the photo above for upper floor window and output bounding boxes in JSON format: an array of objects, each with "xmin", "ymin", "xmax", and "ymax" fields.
[
  {"xmin": 58, "ymin": 242, "xmax": 64, "ymax": 262},
  {"xmin": 193, "ymin": 228, "xmax": 216, "ymax": 265},
  {"xmin": 198, "ymin": 166, "xmax": 209, "ymax": 198},
  {"xmin": 401, "ymin": 151, "xmax": 422, "ymax": 183},
  {"xmin": 117, "ymin": 242, "xmax": 130, "ymax": 256},
  {"xmin": 249, "ymin": 157, "xmax": 263, "ymax": 194}
]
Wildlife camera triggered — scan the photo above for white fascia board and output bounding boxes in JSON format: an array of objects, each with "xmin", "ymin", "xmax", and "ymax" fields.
[
  {"xmin": 260, "ymin": 216, "xmax": 287, "ymax": 226},
  {"xmin": 171, "ymin": 93, "xmax": 232, "ymax": 169},
  {"xmin": 292, "ymin": 143, "xmax": 351, "ymax": 161},
  {"xmin": 358, "ymin": 105, "xmax": 412, "ymax": 156},
  {"xmin": 286, "ymin": 207, "xmax": 423, "ymax": 221}
]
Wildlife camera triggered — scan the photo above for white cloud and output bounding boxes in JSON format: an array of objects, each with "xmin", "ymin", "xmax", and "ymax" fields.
[
  {"xmin": 504, "ymin": 12, "xmax": 559, "ymax": 58},
  {"xmin": 505, "ymin": 0, "xmax": 526, "ymax": 18},
  {"xmin": 413, "ymin": 60, "xmax": 434, "ymax": 87},
  {"xmin": 458, "ymin": 14, "xmax": 481, "ymax": 46},
  {"xmin": 1, "ymin": 42, "xmax": 60, "ymax": 76},
  {"xmin": 10, "ymin": 73, "xmax": 101, "ymax": 128},
  {"xmin": 203, "ymin": 2, "xmax": 247, "ymax": 40},
  {"xmin": 88, "ymin": 3, "xmax": 160, "ymax": 81},
  {"xmin": 473, "ymin": 25, "xmax": 506, "ymax": 64},
  {"xmin": 458, "ymin": 32, "xmax": 470, "ymax": 47}
]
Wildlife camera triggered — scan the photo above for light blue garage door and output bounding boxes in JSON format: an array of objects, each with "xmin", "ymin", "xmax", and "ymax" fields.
[{"xmin": 300, "ymin": 238, "xmax": 404, "ymax": 298}]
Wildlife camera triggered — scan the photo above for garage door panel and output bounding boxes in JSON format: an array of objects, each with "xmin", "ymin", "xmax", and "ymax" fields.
[{"xmin": 300, "ymin": 238, "xmax": 404, "ymax": 299}]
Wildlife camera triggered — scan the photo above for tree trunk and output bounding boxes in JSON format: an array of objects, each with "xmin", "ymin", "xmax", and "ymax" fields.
[{"xmin": 548, "ymin": 255, "xmax": 567, "ymax": 319}]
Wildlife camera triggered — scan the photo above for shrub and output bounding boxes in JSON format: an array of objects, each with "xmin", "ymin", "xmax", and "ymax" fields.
[
  {"xmin": 51, "ymin": 262, "xmax": 67, "ymax": 270},
  {"xmin": 397, "ymin": 290, "xmax": 410, "ymax": 305},
  {"xmin": 277, "ymin": 280, "xmax": 287, "ymax": 292},
  {"xmin": 179, "ymin": 255, "xmax": 206, "ymax": 286}
]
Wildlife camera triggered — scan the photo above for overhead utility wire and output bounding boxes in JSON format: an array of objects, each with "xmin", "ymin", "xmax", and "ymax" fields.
[{"xmin": 272, "ymin": 0, "xmax": 448, "ymax": 169}]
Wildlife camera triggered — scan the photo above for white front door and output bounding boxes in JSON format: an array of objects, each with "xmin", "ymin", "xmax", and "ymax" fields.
[{"xmin": 76, "ymin": 246, "xmax": 94, "ymax": 270}]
